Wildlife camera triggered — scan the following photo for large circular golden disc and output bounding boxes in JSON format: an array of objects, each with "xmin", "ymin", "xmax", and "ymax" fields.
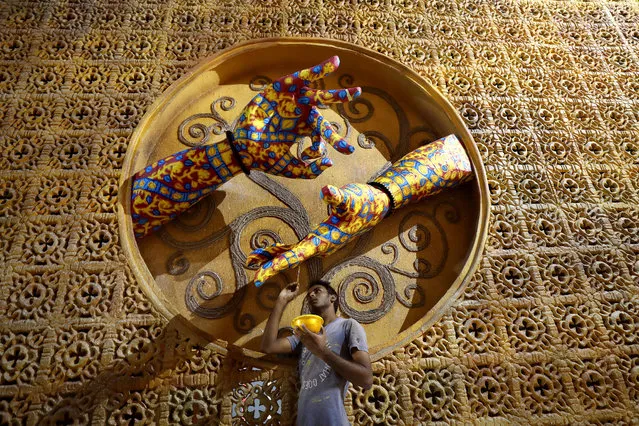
[{"xmin": 118, "ymin": 38, "xmax": 489, "ymax": 361}]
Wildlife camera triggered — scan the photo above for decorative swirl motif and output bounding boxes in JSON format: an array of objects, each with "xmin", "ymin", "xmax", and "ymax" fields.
[
  {"xmin": 396, "ymin": 283, "xmax": 426, "ymax": 308},
  {"xmin": 400, "ymin": 220, "xmax": 431, "ymax": 252},
  {"xmin": 380, "ymin": 204, "xmax": 457, "ymax": 279},
  {"xmin": 256, "ymin": 282, "xmax": 280, "ymax": 311},
  {"xmin": 344, "ymin": 272, "xmax": 379, "ymax": 303},
  {"xmin": 337, "ymin": 74, "xmax": 356, "ymax": 90},
  {"xmin": 336, "ymin": 95, "xmax": 374, "ymax": 124},
  {"xmin": 194, "ymin": 271, "xmax": 223, "ymax": 300},
  {"xmin": 337, "ymin": 74, "xmax": 410, "ymax": 161},
  {"xmin": 185, "ymin": 271, "xmax": 245, "ymax": 319},
  {"xmin": 217, "ymin": 97, "xmax": 235, "ymax": 112},
  {"xmin": 381, "ymin": 242, "xmax": 399, "ymax": 265},
  {"xmin": 250, "ymin": 230, "xmax": 283, "ymax": 251},
  {"xmin": 249, "ymin": 75, "xmax": 272, "ymax": 91},
  {"xmin": 233, "ymin": 309, "xmax": 255, "ymax": 334},
  {"xmin": 249, "ymin": 172, "xmax": 323, "ymax": 281},
  {"xmin": 321, "ymin": 256, "xmax": 395, "ymax": 324},
  {"xmin": 222, "ymin": 201, "xmax": 312, "ymax": 331},
  {"xmin": 357, "ymin": 132, "xmax": 378, "ymax": 149},
  {"xmin": 230, "ymin": 206, "xmax": 310, "ymax": 267},
  {"xmin": 413, "ymin": 258, "xmax": 433, "ymax": 276},
  {"xmin": 177, "ymin": 96, "xmax": 236, "ymax": 147},
  {"xmin": 173, "ymin": 196, "xmax": 216, "ymax": 233},
  {"xmin": 175, "ymin": 168, "xmax": 318, "ymax": 323},
  {"xmin": 249, "ymin": 172, "xmax": 311, "ymax": 233},
  {"xmin": 167, "ymin": 251, "xmax": 190, "ymax": 276},
  {"xmin": 357, "ymin": 133, "xmax": 374, "ymax": 149}
]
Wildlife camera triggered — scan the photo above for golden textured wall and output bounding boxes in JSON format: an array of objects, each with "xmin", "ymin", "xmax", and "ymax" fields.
[{"xmin": 1, "ymin": 0, "xmax": 638, "ymax": 424}]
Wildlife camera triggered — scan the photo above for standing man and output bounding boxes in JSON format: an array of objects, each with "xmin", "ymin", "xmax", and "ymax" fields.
[{"xmin": 261, "ymin": 280, "xmax": 373, "ymax": 426}]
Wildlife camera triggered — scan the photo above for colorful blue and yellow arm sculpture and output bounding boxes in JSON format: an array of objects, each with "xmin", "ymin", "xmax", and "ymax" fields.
[
  {"xmin": 131, "ymin": 56, "xmax": 361, "ymax": 238},
  {"xmin": 247, "ymin": 134, "xmax": 474, "ymax": 287}
]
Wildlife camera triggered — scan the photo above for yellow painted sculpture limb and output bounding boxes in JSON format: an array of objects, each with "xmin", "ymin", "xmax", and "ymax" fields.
[
  {"xmin": 247, "ymin": 134, "xmax": 474, "ymax": 287},
  {"xmin": 131, "ymin": 56, "xmax": 361, "ymax": 238}
]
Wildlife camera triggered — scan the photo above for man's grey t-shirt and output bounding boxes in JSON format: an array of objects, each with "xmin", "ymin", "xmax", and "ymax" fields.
[{"xmin": 287, "ymin": 317, "xmax": 368, "ymax": 426}]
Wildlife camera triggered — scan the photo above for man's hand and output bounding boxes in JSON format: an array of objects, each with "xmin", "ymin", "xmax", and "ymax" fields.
[
  {"xmin": 295, "ymin": 325, "xmax": 329, "ymax": 358},
  {"xmin": 277, "ymin": 282, "xmax": 300, "ymax": 305},
  {"xmin": 261, "ymin": 282, "xmax": 300, "ymax": 355},
  {"xmin": 232, "ymin": 56, "xmax": 361, "ymax": 179}
]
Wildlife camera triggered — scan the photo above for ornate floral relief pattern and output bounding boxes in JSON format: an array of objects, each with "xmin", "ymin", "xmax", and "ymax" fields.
[
  {"xmin": 452, "ymin": 304, "xmax": 505, "ymax": 356},
  {"xmin": 502, "ymin": 301, "xmax": 555, "ymax": 354},
  {"xmin": 62, "ymin": 270, "xmax": 121, "ymax": 318},
  {"xmin": 463, "ymin": 362, "xmax": 517, "ymax": 418},
  {"xmin": 169, "ymin": 385, "xmax": 223, "ymax": 425},
  {"xmin": 0, "ymin": 329, "xmax": 45, "ymax": 386},
  {"xmin": 408, "ymin": 365, "xmax": 464, "ymax": 423},
  {"xmin": 516, "ymin": 360, "xmax": 571, "ymax": 416},
  {"xmin": 550, "ymin": 300, "xmax": 608, "ymax": 351},
  {"xmin": 6, "ymin": 270, "xmax": 65, "ymax": 321},
  {"xmin": 49, "ymin": 325, "xmax": 105, "ymax": 384},
  {"xmin": 350, "ymin": 368, "xmax": 407, "ymax": 424},
  {"xmin": 105, "ymin": 389, "xmax": 160, "ymax": 426}
]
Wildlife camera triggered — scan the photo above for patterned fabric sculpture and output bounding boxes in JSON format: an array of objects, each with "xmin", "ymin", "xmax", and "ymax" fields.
[
  {"xmin": 131, "ymin": 56, "xmax": 362, "ymax": 238},
  {"xmin": 247, "ymin": 135, "xmax": 474, "ymax": 287}
]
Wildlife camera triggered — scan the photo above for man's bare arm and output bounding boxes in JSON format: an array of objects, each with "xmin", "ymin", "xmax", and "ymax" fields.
[
  {"xmin": 319, "ymin": 347, "xmax": 373, "ymax": 389},
  {"xmin": 260, "ymin": 283, "xmax": 299, "ymax": 354},
  {"xmin": 297, "ymin": 324, "xmax": 373, "ymax": 389}
]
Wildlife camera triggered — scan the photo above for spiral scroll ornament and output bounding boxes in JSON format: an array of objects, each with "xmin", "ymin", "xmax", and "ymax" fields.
[
  {"xmin": 177, "ymin": 96, "xmax": 236, "ymax": 147},
  {"xmin": 185, "ymin": 271, "xmax": 246, "ymax": 319},
  {"xmin": 322, "ymin": 256, "xmax": 395, "ymax": 324}
]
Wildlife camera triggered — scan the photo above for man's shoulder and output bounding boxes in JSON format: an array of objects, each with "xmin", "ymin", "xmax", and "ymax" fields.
[{"xmin": 335, "ymin": 317, "xmax": 364, "ymax": 331}]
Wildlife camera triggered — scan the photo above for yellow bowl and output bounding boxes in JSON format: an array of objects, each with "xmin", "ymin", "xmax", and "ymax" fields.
[{"xmin": 291, "ymin": 315, "xmax": 324, "ymax": 333}]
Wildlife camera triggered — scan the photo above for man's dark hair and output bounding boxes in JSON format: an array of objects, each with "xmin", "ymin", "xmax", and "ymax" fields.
[{"xmin": 308, "ymin": 280, "xmax": 339, "ymax": 313}]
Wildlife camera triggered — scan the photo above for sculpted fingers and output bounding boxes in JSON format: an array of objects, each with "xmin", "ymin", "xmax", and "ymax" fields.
[
  {"xmin": 252, "ymin": 248, "xmax": 302, "ymax": 287},
  {"xmin": 275, "ymin": 154, "xmax": 333, "ymax": 179},
  {"xmin": 246, "ymin": 243, "xmax": 294, "ymax": 268},
  {"xmin": 292, "ymin": 56, "xmax": 341, "ymax": 85},
  {"xmin": 298, "ymin": 87, "xmax": 362, "ymax": 106},
  {"xmin": 251, "ymin": 235, "xmax": 333, "ymax": 286},
  {"xmin": 299, "ymin": 135, "xmax": 327, "ymax": 162},
  {"xmin": 320, "ymin": 185, "xmax": 346, "ymax": 208},
  {"xmin": 308, "ymin": 108, "xmax": 355, "ymax": 154},
  {"xmin": 320, "ymin": 118, "xmax": 355, "ymax": 154}
]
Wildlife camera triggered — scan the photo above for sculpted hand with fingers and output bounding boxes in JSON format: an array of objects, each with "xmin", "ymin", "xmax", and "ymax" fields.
[
  {"xmin": 248, "ymin": 134, "xmax": 475, "ymax": 287},
  {"xmin": 131, "ymin": 56, "xmax": 361, "ymax": 238},
  {"xmin": 247, "ymin": 182, "xmax": 390, "ymax": 286}
]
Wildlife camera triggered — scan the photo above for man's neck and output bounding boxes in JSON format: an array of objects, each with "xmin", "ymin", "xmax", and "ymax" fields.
[{"xmin": 318, "ymin": 308, "xmax": 338, "ymax": 326}]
